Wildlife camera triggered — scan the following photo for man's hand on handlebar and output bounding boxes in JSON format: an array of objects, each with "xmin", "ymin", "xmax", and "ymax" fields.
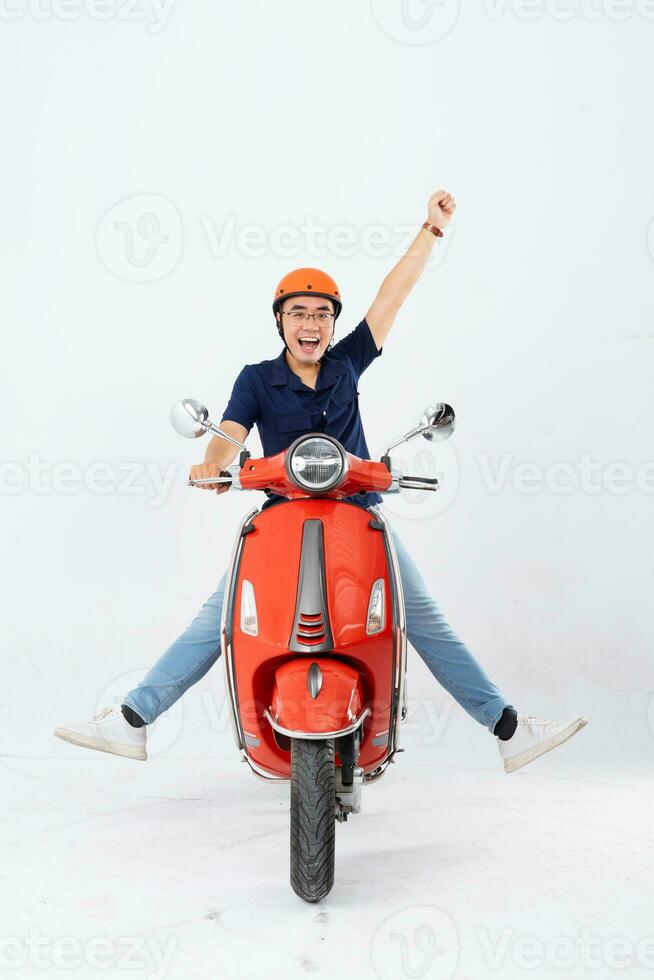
[{"xmin": 189, "ymin": 463, "xmax": 232, "ymax": 494}]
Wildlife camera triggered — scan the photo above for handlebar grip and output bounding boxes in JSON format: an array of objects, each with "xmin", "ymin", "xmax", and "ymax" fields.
[
  {"xmin": 187, "ymin": 469, "xmax": 233, "ymax": 488},
  {"xmin": 398, "ymin": 475, "xmax": 440, "ymax": 491}
]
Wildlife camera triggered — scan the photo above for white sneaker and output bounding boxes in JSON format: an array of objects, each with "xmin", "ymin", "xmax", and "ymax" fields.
[
  {"xmin": 54, "ymin": 704, "xmax": 147, "ymax": 761},
  {"xmin": 499, "ymin": 714, "xmax": 587, "ymax": 774}
]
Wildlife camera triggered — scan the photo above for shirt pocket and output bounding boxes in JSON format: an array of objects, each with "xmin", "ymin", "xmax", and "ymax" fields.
[
  {"xmin": 330, "ymin": 378, "xmax": 360, "ymax": 411},
  {"xmin": 275, "ymin": 409, "xmax": 313, "ymax": 434}
]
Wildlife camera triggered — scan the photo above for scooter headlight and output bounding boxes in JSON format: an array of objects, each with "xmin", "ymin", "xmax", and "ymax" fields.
[{"xmin": 287, "ymin": 436, "xmax": 346, "ymax": 492}]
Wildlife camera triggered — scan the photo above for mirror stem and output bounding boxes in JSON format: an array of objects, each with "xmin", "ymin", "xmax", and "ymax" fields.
[
  {"xmin": 204, "ymin": 421, "xmax": 247, "ymax": 451},
  {"xmin": 384, "ymin": 425, "xmax": 426, "ymax": 456}
]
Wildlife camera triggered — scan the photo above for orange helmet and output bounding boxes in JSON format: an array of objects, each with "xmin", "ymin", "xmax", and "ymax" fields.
[{"xmin": 272, "ymin": 267, "xmax": 342, "ymax": 320}]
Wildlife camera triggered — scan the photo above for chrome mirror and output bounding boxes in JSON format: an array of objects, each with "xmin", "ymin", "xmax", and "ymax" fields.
[
  {"xmin": 419, "ymin": 403, "xmax": 456, "ymax": 443},
  {"xmin": 170, "ymin": 398, "xmax": 210, "ymax": 439},
  {"xmin": 170, "ymin": 398, "xmax": 247, "ymax": 451},
  {"xmin": 384, "ymin": 402, "xmax": 455, "ymax": 455}
]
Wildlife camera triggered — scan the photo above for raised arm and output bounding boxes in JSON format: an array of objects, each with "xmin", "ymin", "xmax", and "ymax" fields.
[{"xmin": 365, "ymin": 189, "xmax": 457, "ymax": 350}]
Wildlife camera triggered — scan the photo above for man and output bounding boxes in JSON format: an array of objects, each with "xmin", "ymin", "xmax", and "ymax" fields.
[{"xmin": 55, "ymin": 189, "xmax": 587, "ymax": 773}]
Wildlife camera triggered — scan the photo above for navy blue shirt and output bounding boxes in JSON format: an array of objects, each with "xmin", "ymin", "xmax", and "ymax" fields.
[{"xmin": 220, "ymin": 318, "xmax": 383, "ymax": 511}]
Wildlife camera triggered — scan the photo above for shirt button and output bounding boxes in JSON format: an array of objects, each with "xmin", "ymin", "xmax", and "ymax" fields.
[{"xmin": 322, "ymin": 411, "xmax": 326, "ymax": 417}]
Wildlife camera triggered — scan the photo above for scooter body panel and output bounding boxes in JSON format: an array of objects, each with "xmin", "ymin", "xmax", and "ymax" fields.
[
  {"xmin": 269, "ymin": 657, "xmax": 365, "ymax": 736},
  {"xmin": 224, "ymin": 498, "xmax": 399, "ymax": 779}
]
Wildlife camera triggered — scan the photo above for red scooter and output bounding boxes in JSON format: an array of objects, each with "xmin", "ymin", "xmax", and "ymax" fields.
[{"xmin": 171, "ymin": 398, "xmax": 455, "ymax": 902}]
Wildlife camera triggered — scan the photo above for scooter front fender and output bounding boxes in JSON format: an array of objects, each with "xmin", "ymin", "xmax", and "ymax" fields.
[{"xmin": 265, "ymin": 658, "xmax": 369, "ymax": 739}]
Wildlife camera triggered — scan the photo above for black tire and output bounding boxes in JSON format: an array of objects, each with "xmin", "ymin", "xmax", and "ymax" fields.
[{"xmin": 290, "ymin": 738, "xmax": 335, "ymax": 902}]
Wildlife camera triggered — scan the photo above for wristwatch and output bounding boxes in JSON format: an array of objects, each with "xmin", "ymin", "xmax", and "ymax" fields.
[{"xmin": 422, "ymin": 221, "xmax": 444, "ymax": 238}]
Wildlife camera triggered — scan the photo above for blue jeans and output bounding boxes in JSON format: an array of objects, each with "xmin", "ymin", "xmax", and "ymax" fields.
[{"xmin": 123, "ymin": 526, "xmax": 512, "ymax": 733}]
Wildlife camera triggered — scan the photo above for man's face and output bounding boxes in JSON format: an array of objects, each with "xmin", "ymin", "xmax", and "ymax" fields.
[{"xmin": 278, "ymin": 295, "xmax": 335, "ymax": 364}]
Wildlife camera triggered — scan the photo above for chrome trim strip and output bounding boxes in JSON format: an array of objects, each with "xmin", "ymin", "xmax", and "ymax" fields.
[
  {"xmin": 363, "ymin": 751, "xmax": 398, "ymax": 784},
  {"xmin": 368, "ymin": 505, "xmax": 407, "ymax": 756},
  {"xmin": 263, "ymin": 706, "xmax": 371, "ymax": 741},
  {"xmin": 226, "ymin": 462, "xmax": 242, "ymax": 490},
  {"xmin": 244, "ymin": 756, "xmax": 289, "ymax": 782},
  {"xmin": 221, "ymin": 507, "xmax": 259, "ymax": 756},
  {"xmin": 307, "ymin": 662, "xmax": 323, "ymax": 699}
]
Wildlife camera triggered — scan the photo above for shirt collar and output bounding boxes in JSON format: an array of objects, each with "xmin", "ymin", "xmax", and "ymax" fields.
[{"xmin": 271, "ymin": 348, "xmax": 347, "ymax": 392}]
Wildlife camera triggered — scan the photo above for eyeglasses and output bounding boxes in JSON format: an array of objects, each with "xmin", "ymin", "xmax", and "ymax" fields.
[{"xmin": 282, "ymin": 311, "xmax": 335, "ymax": 323}]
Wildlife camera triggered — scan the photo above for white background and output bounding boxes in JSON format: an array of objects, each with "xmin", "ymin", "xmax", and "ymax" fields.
[{"xmin": 2, "ymin": 2, "xmax": 654, "ymax": 978}]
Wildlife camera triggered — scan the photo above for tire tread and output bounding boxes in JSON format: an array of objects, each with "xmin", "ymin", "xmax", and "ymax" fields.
[{"xmin": 290, "ymin": 739, "xmax": 335, "ymax": 902}]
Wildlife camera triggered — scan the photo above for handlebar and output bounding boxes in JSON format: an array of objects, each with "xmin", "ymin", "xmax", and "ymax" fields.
[
  {"xmin": 186, "ymin": 465, "xmax": 440, "ymax": 494},
  {"xmin": 397, "ymin": 475, "xmax": 440, "ymax": 491},
  {"xmin": 187, "ymin": 470, "xmax": 233, "ymax": 488}
]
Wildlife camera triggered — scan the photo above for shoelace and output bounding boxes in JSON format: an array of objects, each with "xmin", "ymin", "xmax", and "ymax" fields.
[
  {"xmin": 93, "ymin": 705, "xmax": 118, "ymax": 722},
  {"xmin": 520, "ymin": 714, "xmax": 546, "ymax": 737}
]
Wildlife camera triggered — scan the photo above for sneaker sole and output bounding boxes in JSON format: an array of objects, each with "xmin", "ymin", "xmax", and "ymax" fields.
[
  {"xmin": 503, "ymin": 717, "xmax": 588, "ymax": 774},
  {"xmin": 54, "ymin": 727, "xmax": 147, "ymax": 761}
]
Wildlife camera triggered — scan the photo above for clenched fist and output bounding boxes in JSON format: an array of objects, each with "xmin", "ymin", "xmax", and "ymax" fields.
[
  {"xmin": 427, "ymin": 189, "xmax": 457, "ymax": 230},
  {"xmin": 189, "ymin": 463, "xmax": 231, "ymax": 494}
]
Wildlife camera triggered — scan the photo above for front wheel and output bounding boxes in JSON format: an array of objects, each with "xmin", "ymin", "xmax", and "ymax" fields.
[{"xmin": 290, "ymin": 738, "xmax": 335, "ymax": 902}]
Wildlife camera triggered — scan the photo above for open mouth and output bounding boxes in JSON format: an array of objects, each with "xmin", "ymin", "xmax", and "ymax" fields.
[{"xmin": 298, "ymin": 336, "xmax": 320, "ymax": 352}]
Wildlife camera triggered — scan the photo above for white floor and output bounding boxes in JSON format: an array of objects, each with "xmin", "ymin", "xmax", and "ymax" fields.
[{"xmin": 3, "ymin": 742, "xmax": 653, "ymax": 980}]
